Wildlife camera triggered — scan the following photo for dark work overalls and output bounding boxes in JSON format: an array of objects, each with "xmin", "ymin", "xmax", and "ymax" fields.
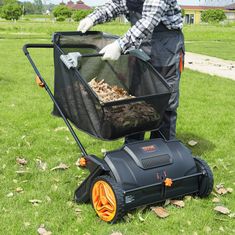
[{"xmin": 125, "ymin": 0, "xmax": 185, "ymax": 141}]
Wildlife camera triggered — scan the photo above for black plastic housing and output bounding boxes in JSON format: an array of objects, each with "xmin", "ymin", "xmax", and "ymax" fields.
[{"xmin": 104, "ymin": 138, "xmax": 199, "ymax": 209}]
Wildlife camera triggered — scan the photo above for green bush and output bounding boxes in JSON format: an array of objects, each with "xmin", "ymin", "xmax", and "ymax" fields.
[
  {"xmin": 1, "ymin": 3, "xmax": 22, "ymax": 20},
  {"xmin": 201, "ymin": 9, "xmax": 226, "ymax": 23},
  {"xmin": 53, "ymin": 5, "xmax": 72, "ymax": 19},
  {"xmin": 72, "ymin": 9, "xmax": 92, "ymax": 22},
  {"xmin": 56, "ymin": 15, "xmax": 65, "ymax": 21},
  {"xmin": 181, "ymin": 8, "xmax": 185, "ymax": 18}
]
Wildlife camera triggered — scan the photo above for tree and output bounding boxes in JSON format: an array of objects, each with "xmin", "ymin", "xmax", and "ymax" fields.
[
  {"xmin": 33, "ymin": 0, "xmax": 43, "ymax": 14},
  {"xmin": 22, "ymin": 1, "xmax": 35, "ymax": 15},
  {"xmin": 181, "ymin": 8, "xmax": 185, "ymax": 18},
  {"xmin": 72, "ymin": 9, "xmax": 92, "ymax": 22},
  {"xmin": 53, "ymin": 5, "xmax": 72, "ymax": 19},
  {"xmin": 201, "ymin": 9, "xmax": 226, "ymax": 23},
  {"xmin": 3, "ymin": 0, "xmax": 16, "ymax": 4},
  {"xmin": 1, "ymin": 3, "xmax": 22, "ymax": 20}
]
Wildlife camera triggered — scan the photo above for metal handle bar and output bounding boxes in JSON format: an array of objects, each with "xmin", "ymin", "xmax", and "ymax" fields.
[
  {"xmin": 23, "ymin": 43, "xmax": 88, "ymax": 157},
  {"xmin": 23, "ymin": 43, "xmax": 104, "ymax": 57}
]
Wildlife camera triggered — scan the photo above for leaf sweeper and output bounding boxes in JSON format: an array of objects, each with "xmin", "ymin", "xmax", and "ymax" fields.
[{"xmin": 23, "ymin": 31, "xmax": 213, "ymax": 223}]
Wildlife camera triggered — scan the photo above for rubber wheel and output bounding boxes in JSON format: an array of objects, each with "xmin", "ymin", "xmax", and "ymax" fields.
[
  {"xmin": 90, "ymin": 175, "xmax": 125, "ymax": 223},
  {"xmin": 194, "ymin": 157, "xmax": 214, "ymax": 198}
]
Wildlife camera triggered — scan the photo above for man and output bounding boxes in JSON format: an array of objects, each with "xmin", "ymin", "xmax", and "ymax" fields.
[{"xmin": 77, "ymin": 0, "xmax": 185, "ymax": 141}]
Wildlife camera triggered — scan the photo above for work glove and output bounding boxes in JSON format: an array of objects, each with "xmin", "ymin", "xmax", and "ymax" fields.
[
  {"xmin": 99, "ymin": 41, "xmax": 122, "ymax": 61},
  {"xmin": 77, "ymin": 17, "xmax": 93, "ymax": 33}
]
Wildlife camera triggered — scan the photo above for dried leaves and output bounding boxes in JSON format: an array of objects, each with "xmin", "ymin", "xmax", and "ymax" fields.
[
  {"xmin": 37, "ymin": 224, "xmax": 52, "ymax": 235},
  {"xmin": 29, "ymin": 199, "xmax": 42, "ymax": 206},
  {"xmin": 214, "ymin": 206, "xmax": 230, "ymax": 215},
  {"xmin": 16, "ymin": 157, "xmax": 27, "ymax": 165},
  {"xmin": 215, "ymin": 184, "xmax": 233, "ymax": 195},
  {"xmin": 212, "ymin": 184, "xmax": 234, "ymax": 218},
  {"xmin": 50, "ymin": 163, "xmax": 69, "ymax": 171},
  {"xmin": 88, "ymin": 78, "xmax": 132, "ymax": 102},
  {"xmin": 188, "ymin": 140, "xmax": 198, "ymax": 147},
  {"xmin": 170, "ymin": 200, "xmax": 185, "ymax": 208},
  {"xmin": 151, "ymin": 206, "xmax": 169, "ymax": 218},
  {"xmin": 36, "ymin": 159, "xmax": 47, "ymax": 171},
  {"xmin": 88, "ymin": 78, "xmax": 160, "ymax": 128}
]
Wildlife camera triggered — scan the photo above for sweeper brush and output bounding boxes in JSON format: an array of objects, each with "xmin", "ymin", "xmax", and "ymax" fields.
[{"xmin": 23, "ymin": 31, "xmax": 213, "ymax": 223}]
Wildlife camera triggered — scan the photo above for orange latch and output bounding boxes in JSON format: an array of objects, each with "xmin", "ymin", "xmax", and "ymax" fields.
[
  {"xmin": 79, "ymin": 157, "xmax": 87, "ymax": 167},
  {"xmin": 164, "ymin": 178, "xmax": 173, "ymax": 187},
  {"xmin": 179, "ymin": 52, "xmax": 184, "ymax": 73},
  {"xmin": 36, "ymin": 76, "xmax": 45, "ymax": 88}
]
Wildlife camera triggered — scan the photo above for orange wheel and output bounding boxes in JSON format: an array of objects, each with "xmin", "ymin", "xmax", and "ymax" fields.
[{"xmin": 91, "ymin": 176, "xmax": 124, "ymax": 223}]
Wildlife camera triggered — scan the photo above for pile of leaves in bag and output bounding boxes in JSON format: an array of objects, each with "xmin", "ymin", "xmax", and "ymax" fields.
[{"xmin": 88, "ymin": 78, "xmax": 160, "ymax": 128}]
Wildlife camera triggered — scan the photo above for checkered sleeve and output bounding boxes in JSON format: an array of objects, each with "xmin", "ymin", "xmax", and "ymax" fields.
[
  {"xmin": 118, "ymin": 0, "xmax": 167, "ymax": 52},
  {"xmin": 88, "ymin": 0, "xmax": 128, "ymax": 25}
]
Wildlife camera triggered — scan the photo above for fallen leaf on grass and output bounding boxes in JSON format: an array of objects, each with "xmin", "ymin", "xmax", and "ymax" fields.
[
  {"xmin": 15, "ymin": 170, "xmax": 30, "ymax": 174},
  {"xmin": 170, "ymin": 200, "xmax": 185, "ymax": 208},
  {"xmin": 101, "ymin": 148, "xmax": 107, "ymax": 154},
  {"xmin": 15, "ymin": 187, "xmax": 23, "ymax": 193},
  {"xmin": 188, "ymin": 140, "xmax": 198, "ymax": 147},
  {"xmin": 16, "ymin": 157, "xmax": 27, "ymax": 165},
  {"xmin": 184, "ymin": 195, "xmax": 192, "ymax": 201},
  {"xmin": 215, "ymin": 184, "xmax": 228, "ymax": 195},
  {"xmin": 110, "ymin": 232, "xmax": 123, "ymax": 235},
  {"xmin": 227, "ymin": 188, "xmax": 233, "ymax": 193},
  {"xmin": 219, "ymin": 226, "xmax": 225, "ymax": 232},
  {"xmin": 151, "ymin": 206, "xmax": 169, "ymax": 218},
  {"xmin": 214, "ymin": 206, "xmax": 230, "ymax": 215},
  {"xmin": 45, "ymin": 196, "xmax": 51, "ymax": 203},
  {"xmin": 75, "ymin": 208, "xmax": 82, "ymax": 216},
  {"xmin": 24, "ymin": 222, "xmax": 30, "ymax": 227},
  {"xmin": 212, "ymin": 197, "xmax": 220, "ymax": 203},
  {"xmin": 215, "ymin": 184, "xmax": 233, "ymax": 195},
  {"xmin": 54, "ymin": 126, "xmax": 68, "ymax": 132},
  {"xmin": 21, "ymin": 135, "xmax": 31, "ymax": 147},
  {"xmin": 6, "ymin": 192, "xmax": 14, "ymax": 198},
  {"xmin": 37, "ymin": 224, "xmax": 52, "ymax": 235},
  {"xmin": 124, "ymin": 213, "xmax": 135, "ymax": 222},
  {"xmin": 36, "ymin": 159, "xmax": 47, "ymax": 171},
  {"xmin": 204, "ymin": 226, "xmax": 212, "ymax": 234},
  {"xmin": 228, "ymin": 213, "xmax": 235, "ymax": 218},
  {"xmin": 50, "ymin": 163, "xmax": 69, "ymax": 171},
  {"xmin": 164, "ymin": 199, "xmax": 171, "ymax": 206},
  {"xmin": 75, "ymin": 159, "xmax": 80, "ymax": 167},
  {"xmin": 29, "ymin": 199, "xmax": 42, "ymax": 205}
]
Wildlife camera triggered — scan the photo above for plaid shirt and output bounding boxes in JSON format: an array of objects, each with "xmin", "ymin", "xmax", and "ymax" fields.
[{"xmin": 88, "ymin": 0, "xmax": 183, "ymax": 52}]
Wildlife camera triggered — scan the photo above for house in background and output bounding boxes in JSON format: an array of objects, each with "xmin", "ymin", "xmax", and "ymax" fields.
[
  {"xmin": 225, "ymin": 3, "xmax": 235, "ymax": 21},
  {"xmin": 181, "ymin": 2, "xmax": 235, "ymax": 24},
  {"xmin": 61, "ymin": 0, "xmax": 91, "ymax": 10}
]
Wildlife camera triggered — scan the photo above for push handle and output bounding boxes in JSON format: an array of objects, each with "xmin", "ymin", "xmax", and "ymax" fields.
[
  {"xmin": 23, "ymin": 43, "xmax": 54, "ymax": 55},
  {"xmin": 22, "ymin": 43, "xmax": 88, "ymax": 157}
]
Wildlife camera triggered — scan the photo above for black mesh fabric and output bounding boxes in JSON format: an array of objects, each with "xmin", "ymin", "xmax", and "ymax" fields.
[{"xmin": 52, "ymin": 31, "xmax": 171, "ymax": 140}]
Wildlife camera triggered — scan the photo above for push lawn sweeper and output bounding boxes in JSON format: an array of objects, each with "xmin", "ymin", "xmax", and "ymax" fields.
[{"xmin": 23, "ymin": 31, "xmax": 214, "ymax": 223}]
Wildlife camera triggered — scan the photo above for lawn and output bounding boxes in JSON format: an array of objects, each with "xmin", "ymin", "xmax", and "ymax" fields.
[
  {"xmin": 1, "ymin": 19, "xmax": 235, "ymax": 60},
  {"xmin": 0, "ymin": 20, "xmax": 235, "ymax": 234}
]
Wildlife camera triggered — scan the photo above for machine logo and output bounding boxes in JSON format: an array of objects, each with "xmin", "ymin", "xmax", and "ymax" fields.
[{"xmin": 141, "ymin": 145, "xmax": 157, "ymax": 152}]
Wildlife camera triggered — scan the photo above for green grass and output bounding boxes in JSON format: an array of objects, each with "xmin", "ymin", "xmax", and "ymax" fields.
[
  {"xmin": 184, "ymin": 24, "xmax": 235, "ymax": 60},
  {"xmin": 1, "ymin": 20, "xmax": 235, "ymax": 60},
  {"xmin": 0, "ymin": 21, "xmax": 235, "ymax": 234}
]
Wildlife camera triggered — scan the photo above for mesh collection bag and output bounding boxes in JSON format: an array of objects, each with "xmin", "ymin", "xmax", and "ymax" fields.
[{"xmin": 52, "ymin": 31, "xmax": 171, "ymax": 140}]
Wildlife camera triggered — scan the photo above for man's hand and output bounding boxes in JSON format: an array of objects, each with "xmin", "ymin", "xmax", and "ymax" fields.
[
  {"xmin": 100, "ymin": 41, "xmax": 121, "ymax": 61},
  {"xmin": 77, "ymin": 17, "xmax": 93, "ymax": 33}
]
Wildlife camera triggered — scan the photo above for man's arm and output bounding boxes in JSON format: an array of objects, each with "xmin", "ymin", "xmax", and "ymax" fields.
[
  {"xmin": 88, "ymin": 0, "xmax": 128, "ymax": 25},
  {"xmin": 118, "ymin": 0, "xmax": 168, "ymax": 52}
]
